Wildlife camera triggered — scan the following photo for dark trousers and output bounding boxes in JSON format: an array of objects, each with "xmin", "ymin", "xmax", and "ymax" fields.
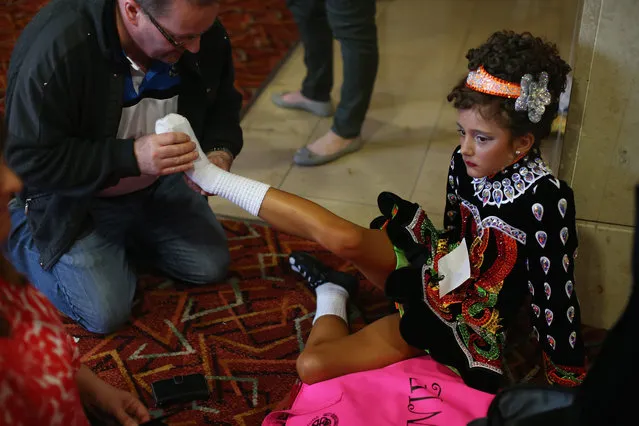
[{"xmin": 287, "ymin": 0, "xmax": 379, "ymax": 138}]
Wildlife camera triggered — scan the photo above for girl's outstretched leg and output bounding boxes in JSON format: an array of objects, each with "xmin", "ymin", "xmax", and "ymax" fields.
[
  {"xmin": 156, "ymin": 114, "xmax": 397, "ymax": 287},
  {"xmin": 260, "ymin": 189, "xmax": 396, "ymax": 287}
]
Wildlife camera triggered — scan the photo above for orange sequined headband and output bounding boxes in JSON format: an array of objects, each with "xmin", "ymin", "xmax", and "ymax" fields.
[
  {"xmin": 465, "ymin": 65, "xmax": 552, "ymax": 123},
  {"xmin": 465, "ymin": 65, "xmax": 521, "ymax": 98}
]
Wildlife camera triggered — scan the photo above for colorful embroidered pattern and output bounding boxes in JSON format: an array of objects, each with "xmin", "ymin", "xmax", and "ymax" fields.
[
  {"xmin": 419, "ymin": 202, "xmax": 522, "ymax": 374},
  {"xmin": 406, "ymin": 207, "xmax": 431, "ymax": 246},
  {"xmin": 543, "ymin": 352, "xmax": 585, "ymax": 387}
]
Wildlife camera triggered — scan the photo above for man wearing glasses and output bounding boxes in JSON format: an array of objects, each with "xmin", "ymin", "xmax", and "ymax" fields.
[{"xmin": 4, "ymin": 0, "xmax": 242, "ymax": 334}]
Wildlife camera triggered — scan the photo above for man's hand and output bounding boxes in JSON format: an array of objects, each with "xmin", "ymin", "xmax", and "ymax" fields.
[
  {"xmin": 185, "ymin": 150, "xmax": 234, "ymax": 196},
  {"xmin": 134, "ymin": 132, "xmax": 198, "ymax": 176},
  {"xmin": 207, "ymin": 150, "xmax": 234, "ymax": 172}
]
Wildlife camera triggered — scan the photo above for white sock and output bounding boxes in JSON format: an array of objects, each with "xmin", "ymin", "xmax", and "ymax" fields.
[
  {"xmin": 313, "ymin": 283, "xmax": 349, "ymax": 325},
  {"xmin": 155, "ymin": 114, "xmax": 270, "ymax": 217}
]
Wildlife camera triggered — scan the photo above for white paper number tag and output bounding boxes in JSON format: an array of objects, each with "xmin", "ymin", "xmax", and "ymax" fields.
[{"xmin": 437, "ymin": 238, "xmax": 471, "ymax": 298}]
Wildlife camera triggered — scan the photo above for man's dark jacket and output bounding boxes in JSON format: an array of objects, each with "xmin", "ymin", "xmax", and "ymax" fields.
[{"xmin": 4, "ymin": 0, "xmax": 243, "ymax": 270}]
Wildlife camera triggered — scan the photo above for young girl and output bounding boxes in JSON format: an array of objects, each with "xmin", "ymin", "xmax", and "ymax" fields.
[
  {"xmin": 0, "ymin": 120, "xmax": 151, "ymax": 424},
  {"xmin": 159, "ymin": 30, "xmax": 586, "ymax": 394}
]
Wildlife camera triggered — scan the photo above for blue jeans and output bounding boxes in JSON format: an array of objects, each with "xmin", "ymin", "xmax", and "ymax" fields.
[{"xmin": 6, "ymin": 174, "xmax": 230, "ymax": 334}]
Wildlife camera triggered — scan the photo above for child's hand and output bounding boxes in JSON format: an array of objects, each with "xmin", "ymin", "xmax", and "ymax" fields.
[
  {"xmin": 78, "ymin": 365, "xmax": 151, "ymax": 425},
  {"xmin": 89, "ymin": 383, "xmax": 150, "ymax": 425}
]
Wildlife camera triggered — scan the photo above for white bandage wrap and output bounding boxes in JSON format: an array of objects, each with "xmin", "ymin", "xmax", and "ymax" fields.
[{"xmin": 155, "ymin": 114, "xmax": 270, "ymax": 216}]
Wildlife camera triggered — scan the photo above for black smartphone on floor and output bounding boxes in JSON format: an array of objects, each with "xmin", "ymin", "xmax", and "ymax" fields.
[{"xmin": 151, "ymin": 374, "xmax": 210, "ymax": 407}]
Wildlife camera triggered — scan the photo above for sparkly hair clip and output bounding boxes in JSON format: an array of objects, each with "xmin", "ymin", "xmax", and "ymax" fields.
[
  {"xmin": 465, "ymin": 65, "xmax": 552, "ymax": 123},
  {"xmin": 514, "ymin": 72, "xmax": 552, "ymax": 123}
]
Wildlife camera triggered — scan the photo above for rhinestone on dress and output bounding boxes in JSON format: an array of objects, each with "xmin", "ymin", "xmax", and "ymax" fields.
[
  {"xmin": 493, "ymin": 189, "xmax": 503, "ymax": 206},
  {"xmin": 544, "ymin": 282, "xmax": 551, "ymax": 300},
  {"xmin": 545, "ymin": 309, "xmax": 554, "ymax": 326},
  {"xmin": 560, "ymin": 227, "xmax": 569, "ymax": 245},
  {"xmin": 504, "ymin": 186, "xmax": 515, "ymax": 201},
  {"xmin": 482, "ymin": 189, "xmax": 490, "ymax": 205},
  {"xmin": 558, "ymin": 198, "xmax": 568, "ymax": 218},
  {"xmin": 536, "ymin": 231, "xmax": 547, "ymax": 248},
  {"xmin": 540, "ymin": 256, "xmax": 550, "ymax": 274},
  {"xmin": 531, "ymin": 304, "xmax": 540, "ymax": 317},
  {"xmin": 565, "ymin": 281, "xmax": 573, "ymax": 298},
  {"xmin": 532, "ymin": 203, "xmax": 544, "ymax": 221}
]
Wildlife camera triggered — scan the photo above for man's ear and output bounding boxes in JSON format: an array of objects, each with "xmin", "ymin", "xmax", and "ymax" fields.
[{"xmin": 122, "ymin": 0, "xmax": 143, "ymax": 26}]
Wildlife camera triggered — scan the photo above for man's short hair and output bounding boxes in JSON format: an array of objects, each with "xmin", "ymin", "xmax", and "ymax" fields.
[{"xmin": 137, "ymin": 0, "xmax": 220, "ymax": 17}]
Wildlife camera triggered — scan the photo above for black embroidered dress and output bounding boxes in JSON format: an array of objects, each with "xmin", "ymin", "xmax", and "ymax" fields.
[{"xmin": 374, "ymin": 147, "xmax": 586, "ymax": 394}]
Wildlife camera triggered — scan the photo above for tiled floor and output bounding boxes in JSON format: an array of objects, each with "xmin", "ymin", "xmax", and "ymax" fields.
[{"xmin": 211, "ymin": 0, "xmax": 580, "ymax": 228}]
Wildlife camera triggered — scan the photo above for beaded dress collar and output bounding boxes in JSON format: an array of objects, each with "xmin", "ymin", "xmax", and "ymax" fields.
[{"xmin": 469, "ymin": 148, "xmax": 553, "ymax": 208}]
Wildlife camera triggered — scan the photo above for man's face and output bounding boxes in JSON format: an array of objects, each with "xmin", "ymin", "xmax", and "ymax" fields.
[{"xmin": 126, "ymin": 0, "xmax": 220, "ymax": 64}]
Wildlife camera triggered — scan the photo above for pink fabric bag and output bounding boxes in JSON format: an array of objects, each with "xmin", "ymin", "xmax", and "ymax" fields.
[{"xmin": 263, "ymin": 356, "xmax": 494, "ymax": 426}]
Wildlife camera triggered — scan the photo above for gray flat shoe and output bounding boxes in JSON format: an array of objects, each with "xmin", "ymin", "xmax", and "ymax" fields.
[
  {"xmin": 272, "ymin": 92, "xmax": 333, "ymax": 117},
  {"xmin": 293, "ymin": 138, "xmax": 364, "ymax": 167}
]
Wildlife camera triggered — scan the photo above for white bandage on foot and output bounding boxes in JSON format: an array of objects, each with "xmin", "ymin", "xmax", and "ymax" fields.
[{"xmin": 155, "ymin": 114, "xmax": 270, "ymax": 216}]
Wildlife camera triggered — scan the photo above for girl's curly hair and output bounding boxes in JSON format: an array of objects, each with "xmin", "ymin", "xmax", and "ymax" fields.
[{"xmin": 447, "ymin": 31, "xmax": 571, "ymax": 144}]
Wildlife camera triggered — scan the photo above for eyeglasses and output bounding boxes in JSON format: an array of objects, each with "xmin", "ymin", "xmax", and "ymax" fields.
[{"xmin": 140, "ymin": 6, "xmax": 202, "ymax": 49}]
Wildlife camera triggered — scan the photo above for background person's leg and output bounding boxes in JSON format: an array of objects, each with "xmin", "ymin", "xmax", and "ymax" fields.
[
  {"xmin": 327, "ymin": 0, "xmax": 379, "ymax": 139},
  {"xmin": 295, "ymin": 0, "xmax": 379, "ymax": 164},
  {"xmin": 273, "ymin": 0, "xmax": 335, "ymax": 118},
  {"xmin": 289, "ymin": 0, "xmax": 334, "ymax": 102}
]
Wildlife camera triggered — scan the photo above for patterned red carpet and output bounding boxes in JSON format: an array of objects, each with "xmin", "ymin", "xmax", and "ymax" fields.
[
  {"xmin": 0, "ymin": 0, "xmax": 299, "ymax": 114},
  {"xmin": 67, "ymin": 219, "xmax": 392, "ymax": 425},
  {"xmin": 64, "ymin": 219, "xmax": 605, "ymax": 425}
]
